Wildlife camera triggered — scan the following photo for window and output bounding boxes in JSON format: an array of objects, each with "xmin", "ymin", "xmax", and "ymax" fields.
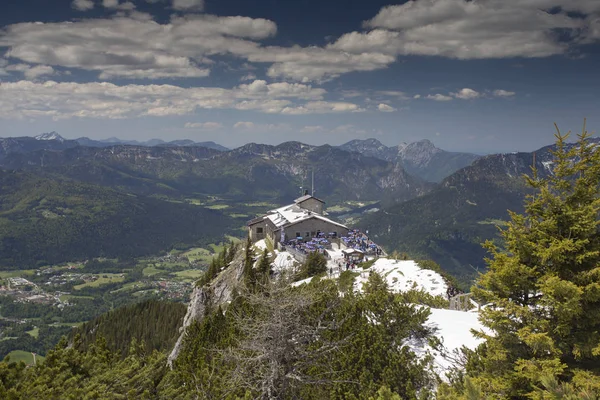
[
  {"xmin": 256, "ymin": 227, "xmax": 263, "ymax": 234},
  {"xmin": 296, "ymin": 232, "xmax": 300, "ymax": 238},
  {"xmin": 311, "ymin": 231, "xmax": 315, "ymax": 237},
  {"xmin": 305, "ymin": 232, "xmax": 310, "ymax": 237}
]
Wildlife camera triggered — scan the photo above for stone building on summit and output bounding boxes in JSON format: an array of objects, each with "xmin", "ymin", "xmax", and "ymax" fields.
[{"xmin": 247, "ymin": 194, "xmax": 349, "ymax": 244}]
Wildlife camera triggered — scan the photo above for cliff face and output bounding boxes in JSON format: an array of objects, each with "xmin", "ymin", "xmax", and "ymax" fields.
[{"xmin": 168, "ymin": 245, "xmax": 247, "ymax": 365}]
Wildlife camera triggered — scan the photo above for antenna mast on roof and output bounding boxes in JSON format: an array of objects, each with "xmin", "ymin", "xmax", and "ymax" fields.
[{"xmin": 311, "ymin": 169, "xmax": 315, "ymax": 196}]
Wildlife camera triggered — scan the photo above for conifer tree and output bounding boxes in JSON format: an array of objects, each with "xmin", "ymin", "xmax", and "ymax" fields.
[
  {"xmin": 458, "ymin": 122, "xmax": 600, "ymax": 398},
  {"xmin": 242, "ymin": 236, "xmax": 257, "ymax": 289},
  {"xmin": 257, "ymin": 248, "xmax": 271, "ymax": 287}
]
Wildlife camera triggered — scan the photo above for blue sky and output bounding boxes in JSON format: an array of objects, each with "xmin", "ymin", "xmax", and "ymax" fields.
[{"xmin": 1, "ymin": 0, "xmax": 599, "ymax": 153}]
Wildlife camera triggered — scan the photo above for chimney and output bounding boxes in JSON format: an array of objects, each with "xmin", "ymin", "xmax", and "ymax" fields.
[{"xmin": 304, "ymin": 189, "xmax": 309, "ymax": 196}]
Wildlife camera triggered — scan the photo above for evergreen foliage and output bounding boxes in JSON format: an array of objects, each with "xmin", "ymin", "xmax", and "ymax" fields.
[
  {"xmin": 297, "ymin": 251, "xmax": 327, "ymax": 280},
  {"xmin": 442, "ymin": 122, "xmax": 600, "ymax": 398},
  {"xmin": 0, "ymin": 270, "xmax": 440, "ymax": 399},
  {"xmin": 73, "ymin": 300, "xmax": 186, "ymax": 358},
  {"xmin": 0, "ymin": 169, "xmax": 236, "ymax": 269},
  {"xmin": 197, "ymin": 240, "xmax": 239, "ymax": 287}
]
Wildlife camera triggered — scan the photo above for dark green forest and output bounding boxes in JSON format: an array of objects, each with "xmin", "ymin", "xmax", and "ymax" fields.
[{"xmin": 0, "ymin": 169, "xmax": 236, "ymax": 268}]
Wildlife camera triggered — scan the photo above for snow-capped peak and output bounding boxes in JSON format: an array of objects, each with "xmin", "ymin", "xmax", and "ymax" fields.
[{"xmin": 35, "ymin": 132, "xmax": 65, "ymax": 142}]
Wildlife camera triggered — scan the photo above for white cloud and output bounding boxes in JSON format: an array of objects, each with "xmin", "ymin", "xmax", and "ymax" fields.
[
  {"xmin": 172, "ymin": 0, "xmax": 204, "ymax": 11},
  {"xmin": 102, "ymin": 0, "xmax": 137, "ymax": 10},
  {"xmin": 72, "ymin": 0, "xmax": 94, "ymax": 11},
  {"xmin": 6, "ymin": 64, "xmax": 56, "ymax": 80},
  {"xmin": 235, "ymin": 80, "xmax": 326, "ymax": 100},
  {"xmin": 0, "ymin": 80, "xmax": 359, "ymax": 120},
  {"xmin": 240, "ymin": 73, "xmax": 257, "ymax": 81},
  {"xmin": 376, "ymin": 90, "xmax": 409, "ymax": 99},
  {"xmin": 452, "ymin": 88, "xmax": 480, "ymax": 100},
  {"xmin": 280, "ymin": 101, "xmax": 363, "ymax": 115},
  {"xmin": 378, "ymin": 103, "xmax": 397, "ymax": 112},
  {"xmin": 356, "ymin": 0, "xmax": 600, "ymax": 59},
  {"xmin": 493, "ymin": 89, "xmax": 516, "ymax": 97},
  {"xmin": 234, "ymin": 121, "xmax": 255, "ymax": 129},
  {"xmin": 233, "ymin": 121, "xmax": 290, "ymax": 131},
  {"xmin": 185, "ymin": 122, "xmax": 223, "ymax": 129},
  {"xmin": 0, "ymin": 15, "xmax": 277, "ymax": 80},
  {"xmin": 413, "ymin": 94, "xmax": 421, "ymax": 99},
  {"xmin": 426, "ymin": 94, "xmax": 454, "ymax": 101},
  {"xmin": 257, "ymin": 47, "xmax": 395, "ymax": 82}
]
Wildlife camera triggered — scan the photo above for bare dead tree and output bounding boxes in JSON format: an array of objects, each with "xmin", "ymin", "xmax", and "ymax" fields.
[{"xmin": 222, "ymin": 279, "xmax": 355, "ymax": 399}]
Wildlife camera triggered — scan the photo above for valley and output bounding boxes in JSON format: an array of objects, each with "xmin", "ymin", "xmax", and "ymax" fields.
[{"xmin": 0, "ymin": 237, "xmax": 238, "ymax": 361}]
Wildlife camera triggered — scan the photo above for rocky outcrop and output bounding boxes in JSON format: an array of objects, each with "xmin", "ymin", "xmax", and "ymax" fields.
[{"xmin": 167, "ymin": 246, "xmax": 248, "ymax": 365}]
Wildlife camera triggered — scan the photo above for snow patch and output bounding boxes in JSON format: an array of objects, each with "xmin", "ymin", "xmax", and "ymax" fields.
[
  {"xmin": 409, "ymin": 308, "xmax": 486, "ymax": 380},
  {"xmin": 35, "ymin": 132, "xmax": 64, "ymax": 142},
  {"xmin": 354, "ymin": 259, "xmax": 448, "ymax": 298},
  {"xmin": 254, "ymin": 239, "xmax": 268, "ymax": 251},
  {"xmin": 273, "ymin": 251, "xmax": 297, "ymax": 272}
]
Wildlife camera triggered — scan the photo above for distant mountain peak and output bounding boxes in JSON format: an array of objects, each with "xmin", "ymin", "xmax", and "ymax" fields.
[
  {"xmin": 35, "ymin": 132, "xmax": 65, "ymax": 142},
  {"xmin": 339, "ymin": 138, "xmax": 479, "ymax": 182}
]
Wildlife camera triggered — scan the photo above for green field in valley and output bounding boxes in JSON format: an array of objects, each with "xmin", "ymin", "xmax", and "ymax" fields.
[
  {"xmin": 174, "ymin": 269, "xmax": 204, "ymax": 280},
  {"xmin": 74, "ymin": 274, "xmax": 125, "ymax": 290},
  {"xmin": 0, "ymin": 270, "xmax": 36, "ymax": 278},
  {"xmin": 26, "ymin": 327, "xmax": 40, "ymax": 338},
  {"xmin": 5, "ymin": 350, "xmax": 45, "ymax": 365}
]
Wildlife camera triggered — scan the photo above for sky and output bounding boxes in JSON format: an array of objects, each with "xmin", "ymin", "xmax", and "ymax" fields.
[{"xmin": 0, "ymin": 0, "xmax": 600, "ymax": 153}]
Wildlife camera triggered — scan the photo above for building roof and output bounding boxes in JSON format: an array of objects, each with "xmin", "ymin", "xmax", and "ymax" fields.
[
  {"xmin": 294, "ymin": 194, "xmax": 325, "ymax": 204},
  {"xmin": 248, "ymin": 202, "xmax": 348, "ymax": 230},
  {"xmin": 342, "ymin": 248, "xmax": 364, "ymax": 254}
]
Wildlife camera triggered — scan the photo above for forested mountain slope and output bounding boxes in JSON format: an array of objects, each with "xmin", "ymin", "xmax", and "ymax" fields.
[
  {"xmin": 359, "ymin": 150, "xmax": 548, "ymax": 284},
  {"xmin": 1, "ymin": 141, "xmax": 433, "ymax": 205},
  {"xmin": 0, "ymin": 169, "xmax": 235, "ymax": 268}
]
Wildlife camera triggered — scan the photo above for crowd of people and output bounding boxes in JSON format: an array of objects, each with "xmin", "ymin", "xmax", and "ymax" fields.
[
  {"xmin": 282, "ymin": 234, "xmax": 331, "ymax": 257},
  {"xmin": 341, "ymin": 229, "xmax": 383, "ymax": 256}
]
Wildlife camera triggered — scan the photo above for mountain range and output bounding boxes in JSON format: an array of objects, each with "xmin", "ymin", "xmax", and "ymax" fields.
[
  {"xmin": 339, "ymin": 138, "xmax": 480, "ymax": 182},
  {"xmin": 357, "ymin": 138, "xmax": 596, "ymax": 286},
  {"xmin": 0, "ymin": 130, "xmax": 579, "ymax": 281},
  {"xmin": 0, "ymin": 140, "xmax": 432, "ymax": 206},
  {"xmin": 2, "ymin": 132, "xmax": 230, "ymax": 152}
]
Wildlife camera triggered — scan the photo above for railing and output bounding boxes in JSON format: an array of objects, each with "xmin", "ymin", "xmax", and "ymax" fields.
[{"xmin": 449, "ymin": 293, "xmax": 480, "ymax": 312}]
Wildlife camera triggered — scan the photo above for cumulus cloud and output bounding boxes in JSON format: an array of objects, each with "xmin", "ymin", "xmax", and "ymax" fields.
[
  {"xmin": 452, "ymin": 88, "xmax": 480, "ymax": 99},
  {"xmin": 72, "ymin": 0, "xmax": 94, "ymax": 11},
  {"xmin": 493, "ymin": 89, "xmax": 516, "ymax": 97},
  {"xmin": 235, "ymin": 80, "xmax": 326, "ymax": 100},
  {"xmin": 0, "ymin": 80, "xmax": 359, "ymax": 120},
  {"xmin": 378, "ymin": 103, "xmax": 397, "ymax": 112},
  {"xmin": 0, "ymin": 15, "xmax": 277, "ymax": 80},
  {"xmin": 426, "ymin": 94, "xmax": 453, "ymax": 101},
  {"xmin": 6, "ymin": 64, "xmax": 56, "ymax": 80},
  {"xmin": 280, "ymin": 101, "xmax": 363, "ymax": 115},
  {"xmin": 350, "ymin": 0, "xmax": 600, "ymax": 59},
  {"xmin": 233, "ymin": 122, "xmax": 290, "ymax": 131},
  {"xmin": 234, "ymin": 121, "xmax": 254, "ymax": 129},
  {"xmin": 240, "ymin": 73, "xmax": 257, "ymax": 81},
  {"xmin": 424, "ymin": 88, "xmax": 516, "ymax": 100},
  {"xmin": 185, "ymin": 122, "xmax": 223, "ymax": 129},
  {"xmin": 257, "ymin": 47, "xmax": 395, "ymax": 82},
  {"xmin": 102, "ymin": 0, "xmax": 136, "ymax": 10},
  {"xmin": 172, "ymin": 0, "xmax": 204, "ymax": 11}
]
